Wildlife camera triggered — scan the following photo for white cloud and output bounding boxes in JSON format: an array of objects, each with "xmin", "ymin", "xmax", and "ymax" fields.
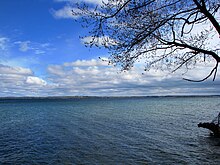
[
  {"xmin": 51, "ymin": 6, "xmax": 81, "ymax": 19},
  {"xmin": 54, "ymin": 0, "xmax": 107, "ymax": 5},
  {"xmin": 34, "ymin": 49, "xmax": 45, "ymax": 55},
  {"xmin": 1, "ymin": 59, "xmax": 220, "ymax": 97},
  {"xmin": 47, "ymin": 65, "xmax": 65, "ymax": 76},
  {"xmin": 26, "ymin": 76, "xmax": 47, "ymax": 86},
  {"xmin": 82, "ymin": 0, "xmax": 107, "ymax": 5},
  {"xmin": 0, "ymin": 37, "xmax": 9, "ymax": 50},
  {"xmin": 14, "ymin": 40, "xmax": 52, "ymax": 55},
  {"xmin": 64, "ymin": 59, "xmax": 109, "ymax": 67},
  {"xmin": 41, "ymin": 43, "xmax": 51, "ymax": 48},
  {"xmin": 0, "ymin": 64, "xmax": 33, "ymax": 75},
  {"xmin": 52, "ymin": 0, "xmax": 109, "ymax": 19},
  {"xmin": 46, "ymin": 58, "xmax": 220, "ymax": 96},
  {"xmin": 14, "ymin": 41, "xmax": 31, "ymax": 52},
  {"xmin": 0, "ymin": 64, "xmax": 49, "ymax": 97}
]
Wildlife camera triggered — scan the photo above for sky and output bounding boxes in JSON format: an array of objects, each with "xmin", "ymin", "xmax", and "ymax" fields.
[{"xmin": 0, "ymin": 0, "xmax": 219, "ymax": 97}]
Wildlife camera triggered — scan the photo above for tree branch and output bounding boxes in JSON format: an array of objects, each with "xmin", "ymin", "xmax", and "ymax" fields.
[
  {"xmin": 183, "ymin": 62, "xmax": 219, "ymax": 82},
  {"xmin": 168, "ymin": 41, "xmax": 220, "ymax": 62},
  {"xmin": 193, "ymin": 0, "xmax": 220, "ymax": 35}
]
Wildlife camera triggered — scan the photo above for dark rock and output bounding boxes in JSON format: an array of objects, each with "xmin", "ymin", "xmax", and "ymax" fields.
[{"xmin": 198, "ymin": 122, "xmax": 220, "ymax": 137}]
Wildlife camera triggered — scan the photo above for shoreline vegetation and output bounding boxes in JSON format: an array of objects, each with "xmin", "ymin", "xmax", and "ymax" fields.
[{"xmin": 0, "ymin": 95, "xmax": 220, "ymax": 100}]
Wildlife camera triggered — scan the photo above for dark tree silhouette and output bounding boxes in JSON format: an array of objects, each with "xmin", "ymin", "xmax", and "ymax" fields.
[{"xmin": 73, "ymin": 0, "xmax": 220, "ymax": 81}]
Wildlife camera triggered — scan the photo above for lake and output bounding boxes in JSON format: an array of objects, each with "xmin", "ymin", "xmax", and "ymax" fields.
[{"xmin": 1, "ymin": 96, "xmax": 220, "ymax": 164}]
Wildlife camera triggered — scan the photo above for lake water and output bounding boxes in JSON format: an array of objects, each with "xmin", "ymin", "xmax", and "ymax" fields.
[{"xmin": 1, "ymin": 96, "xmax": 220, "ymax": 164}]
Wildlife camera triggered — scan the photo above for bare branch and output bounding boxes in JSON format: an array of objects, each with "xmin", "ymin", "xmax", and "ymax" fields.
[
  {"xmin": 193, "ymin": 0, "xmax": 220, "ymax": 35},
  {"xmin": 75, "ymin": 0, "xmax": 220, "ymax": 81},
  {"xmin": 183, "ymin": 62, "xmax": 219, "ymax": 82}
]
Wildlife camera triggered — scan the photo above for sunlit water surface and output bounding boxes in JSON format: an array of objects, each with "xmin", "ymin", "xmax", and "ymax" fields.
[{"xmin": 1, "ymin": 96, "xmax": 220, "ymax": 164}]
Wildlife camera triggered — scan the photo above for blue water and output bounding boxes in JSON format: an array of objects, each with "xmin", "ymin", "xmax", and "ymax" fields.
[{"xmin": 1, "ymin": 96, "xmax": 220, "ymax": 164}]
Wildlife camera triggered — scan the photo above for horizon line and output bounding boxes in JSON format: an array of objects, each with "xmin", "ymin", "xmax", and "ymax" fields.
[{"xmin": 0, "ymin": 95, "xmax": 220, "ymax": 99}]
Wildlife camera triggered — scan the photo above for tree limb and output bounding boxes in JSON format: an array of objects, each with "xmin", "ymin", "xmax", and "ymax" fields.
[{"xmin": 183, "ymin": 62, "xmax": 219, "ymax": 82}]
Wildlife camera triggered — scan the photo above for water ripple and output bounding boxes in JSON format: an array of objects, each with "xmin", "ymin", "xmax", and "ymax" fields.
[{"xmin": 1, "ymin": 97, "xmax": 220, "ymax": 164}]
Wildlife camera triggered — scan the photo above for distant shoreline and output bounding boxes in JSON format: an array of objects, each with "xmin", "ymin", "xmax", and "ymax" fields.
[{"xmin": 0, "ymin": 95, "xmax": 220, "ymax": 100}]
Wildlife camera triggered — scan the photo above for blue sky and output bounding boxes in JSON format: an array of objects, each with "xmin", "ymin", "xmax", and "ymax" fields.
[{"xmin": 0, "ymin": 0, "xmax": 219, "ymax": 97}]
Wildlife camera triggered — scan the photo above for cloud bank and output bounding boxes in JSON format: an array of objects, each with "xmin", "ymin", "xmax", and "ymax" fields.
[
  {"xmin": 0, "ymin": 64, "xmax": 48, "ymax": 96},
  {"xmin": 1, "ymin": 58, "xmax": 219, "ymax": 97}
]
